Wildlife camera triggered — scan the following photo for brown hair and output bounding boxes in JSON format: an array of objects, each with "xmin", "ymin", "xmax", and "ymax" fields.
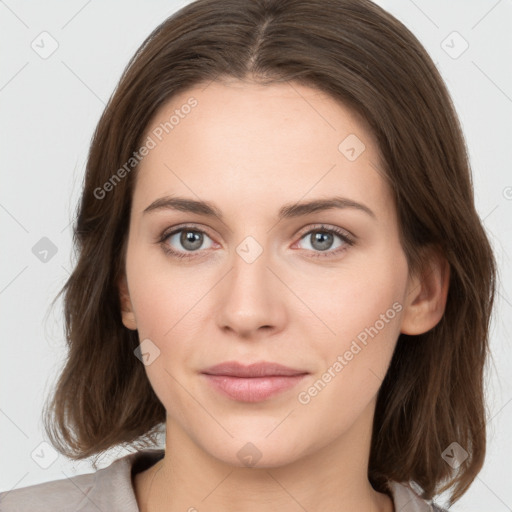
[{"xmin": 42, "ymin": 0, "xmax": 497, "ymax": 506}]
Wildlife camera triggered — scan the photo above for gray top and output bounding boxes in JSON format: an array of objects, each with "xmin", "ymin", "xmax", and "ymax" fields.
[{"xmin": 0, "ymin": 448, "xmax": 448, "ymax": 511}]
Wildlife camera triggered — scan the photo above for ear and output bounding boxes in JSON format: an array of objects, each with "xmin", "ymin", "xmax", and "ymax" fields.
[
  {"xmin": 400, "ymin": 246, "xmax": 450, "ymax": 335},
  {"xmin": 118, "ymin": 273, "xmax": 137, "ymax": 331}
]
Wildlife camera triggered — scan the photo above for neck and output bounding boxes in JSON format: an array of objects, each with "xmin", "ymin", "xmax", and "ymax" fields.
[{"xmin": 134, "ymin": 402, "xmax": 394, "ymax": 512}]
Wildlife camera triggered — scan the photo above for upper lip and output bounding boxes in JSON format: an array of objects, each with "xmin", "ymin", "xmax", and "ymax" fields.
[{"xmin": 202, "ymin": 361, "xmax": 308, "ymax": 377}]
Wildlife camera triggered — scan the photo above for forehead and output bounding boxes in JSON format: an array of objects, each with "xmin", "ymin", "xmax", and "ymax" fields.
[{"xmin": 133, "ymin": 79, "xmax": 391, "ymax": 219}]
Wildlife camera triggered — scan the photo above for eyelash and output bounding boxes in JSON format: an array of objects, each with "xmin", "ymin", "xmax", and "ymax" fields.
[{"xmin": 157, "ymin": 223, "xmax": 355, "ymax": 260}]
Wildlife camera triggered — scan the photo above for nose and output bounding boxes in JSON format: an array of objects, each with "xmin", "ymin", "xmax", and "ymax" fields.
[{"xmin": 215, "ymin": 240, "xmax": 286, "ymax": 339}]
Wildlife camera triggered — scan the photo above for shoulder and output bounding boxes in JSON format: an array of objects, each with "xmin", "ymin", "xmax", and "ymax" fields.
[
  {"xmin": 0, "ymin": 448, "xmax": 165, "ymax": 512},
  {"xmin": 389, "ymin": 481, "xmax": 450, "ymax": 512},
  {"xmin": 0, "ymin": 471, "xmax": 96, "ymax": 511}
]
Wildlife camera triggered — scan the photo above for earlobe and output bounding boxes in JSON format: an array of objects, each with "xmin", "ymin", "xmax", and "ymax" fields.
[
  {"xmin": 400, "ymin": 247, "xmax": 450, "ymax": 336},
  {"xmin": 118, "ymin": 274, "xmax": 137, "ymax": 331}
]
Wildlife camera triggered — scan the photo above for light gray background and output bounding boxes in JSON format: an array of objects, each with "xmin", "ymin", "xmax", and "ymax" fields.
[{"xmin": 1, "ymin": 1, "xmax": 511, "ymax": 510}]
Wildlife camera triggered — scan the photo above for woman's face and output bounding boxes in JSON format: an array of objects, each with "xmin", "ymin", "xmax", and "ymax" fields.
[{"xmin": 120, "ymin": 79, "xmax": 413, "ymax": 467}]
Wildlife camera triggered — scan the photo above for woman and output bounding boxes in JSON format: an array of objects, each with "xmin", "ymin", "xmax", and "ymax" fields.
[{"xmin": 0, "ymin": 0, "xmax": 496, "ymax": 511}]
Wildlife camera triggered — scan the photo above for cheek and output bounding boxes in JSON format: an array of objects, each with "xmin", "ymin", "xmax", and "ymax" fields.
[
  {"xmin": 299, "ymin": 245, "xmax": 408, "ymax": 402},
  {"xmin": 304, "ymin": 255, "xmax": 407, "ymax": 349},
  {"xmin": 310, "ymin": 280, "xmax": 402, "ymax": 392},
  {"xmin": 131, "ymin": 282, "xmax": 175, "ymax": 340},
  {"xmin": 295, "ymin": 286, "xmax": 403, "ymax": 438},
  {"xmin": 126, "ymin": 258, "xmax": 210, "ymax": 393},
  {"xmin": 126, "ymin": 263, "xmax": 199, "ymax": 410},
  {"xmin": 126, "ymin": 240, "xmax": 195, "ymax": 338}
]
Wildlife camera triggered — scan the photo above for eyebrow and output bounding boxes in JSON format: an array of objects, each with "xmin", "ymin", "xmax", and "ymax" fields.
[{"xmin": 143, "ymin": 195, "xmax": 376, "ymax": 220}]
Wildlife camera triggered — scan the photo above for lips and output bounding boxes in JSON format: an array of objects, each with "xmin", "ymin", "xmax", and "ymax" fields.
[
  {"xmin": 201, "ymin": 361, "xmax": 309, "ymax": 402},
  {"xmin": 202, "ymin": 361, "xmax": 308, "ymax": 378}
]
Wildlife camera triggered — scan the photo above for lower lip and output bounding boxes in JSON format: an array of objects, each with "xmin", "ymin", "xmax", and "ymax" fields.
[{"xmin": 202, "ymin": 374, "xmax": 308, "ymax": 402}]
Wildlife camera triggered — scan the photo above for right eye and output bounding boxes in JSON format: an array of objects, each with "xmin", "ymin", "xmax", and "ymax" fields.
[{"xmin": 159, "ymin": 225, "xmax": 216, "ymax": 259}]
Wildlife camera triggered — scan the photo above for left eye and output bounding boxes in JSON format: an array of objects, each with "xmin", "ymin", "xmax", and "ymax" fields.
[{"xmin": 294, "ymin": 226, "xmax": 354, "ymax": 258}]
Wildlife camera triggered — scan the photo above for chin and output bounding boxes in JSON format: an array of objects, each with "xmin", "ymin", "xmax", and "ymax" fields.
[{"xmin": 197, "ymin": 432, "xmax": 308, "ymax": 469}]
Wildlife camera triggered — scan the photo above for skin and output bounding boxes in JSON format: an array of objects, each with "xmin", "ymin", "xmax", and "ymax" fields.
[{"xmin": 118, "ymin": 79, "xmax": 450, "ymax": 512}]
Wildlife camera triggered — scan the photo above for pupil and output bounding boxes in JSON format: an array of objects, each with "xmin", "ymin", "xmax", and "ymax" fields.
[
  {"xmin": 313, "ymin": 232, "xmax": 332, "ymax": 251},
  {"xmin": 182, "ymin": 231, "xmax": 202, "ymax": 250}
]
